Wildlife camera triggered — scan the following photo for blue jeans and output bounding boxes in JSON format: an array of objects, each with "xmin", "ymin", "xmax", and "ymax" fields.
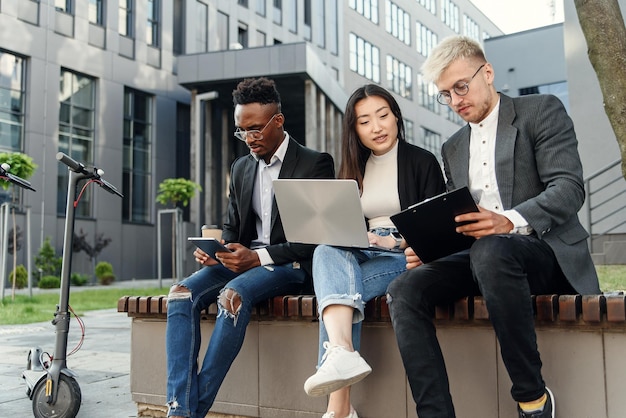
[
  {"xmin": 386, "ymin": 234, "xmax": 575, "ymax": 418},
  {"xmin": 312, "ymin": 244, "xmax": 407, "ymax": 365},
  {"xmin": 165, "ymin": 262, "xmax": 306, "ymax": 418}
]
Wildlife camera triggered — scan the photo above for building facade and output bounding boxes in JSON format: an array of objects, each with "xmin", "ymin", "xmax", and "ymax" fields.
[{"xmin": 0, "ymin": 0, "xmax": 504, "ymax": 282}]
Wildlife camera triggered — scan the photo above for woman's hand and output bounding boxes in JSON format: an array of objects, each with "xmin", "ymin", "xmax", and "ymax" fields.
[
  {"xmin": 404, "ymin": 247, "xmax": 423, "ymax": 270},
  {"xmin": 367, "ymin": 232, "xmax": 398, "ymax": 249}
]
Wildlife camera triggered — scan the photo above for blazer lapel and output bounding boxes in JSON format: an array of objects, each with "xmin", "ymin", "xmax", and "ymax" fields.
[
  {"xmin": 495, "ymin": 95, "xmax": 517, "ymax": 209},
  {"xmin": 240, "ymin": 155, "xmax": 258, "ymax": 232},
  {"xmin": 447, "ymin": 125, "xmax": 471, "ymax": 188}
]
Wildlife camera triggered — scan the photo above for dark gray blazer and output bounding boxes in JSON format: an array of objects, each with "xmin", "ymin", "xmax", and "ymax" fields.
[
  {"xmin": 222, "ymin": 137, "xmax": 335, "ymax": 282},
  {"xmin": 442, "ymin": 93, "xmax": 600, "ymax": 295}
]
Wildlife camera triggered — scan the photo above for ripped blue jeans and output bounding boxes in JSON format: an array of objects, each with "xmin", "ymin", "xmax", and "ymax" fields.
[
  {"xmin": 312, "ymin": 244, "xmax": 407, "ymax": 365},
  {"xmin": 165, "ymin": 262, "xmax": 306, "ymax": 418}
]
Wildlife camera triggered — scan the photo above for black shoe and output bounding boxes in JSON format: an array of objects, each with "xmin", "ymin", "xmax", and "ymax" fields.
[{"xmin": 517, "ymin": 387, "xmax": 555, "ymax": 418}]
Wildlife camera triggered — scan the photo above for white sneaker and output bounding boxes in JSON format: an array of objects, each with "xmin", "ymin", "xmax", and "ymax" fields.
[
  {"xmin": 304, "ymin": 342, "xmax": 372, "ymax": 397},
  {"xmin": 322, "ymin": 406, "xmax": 359, "ymax": 418}
]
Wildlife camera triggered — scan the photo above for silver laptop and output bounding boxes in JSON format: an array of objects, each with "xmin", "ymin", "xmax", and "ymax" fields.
[{"xmin": 273, "ymin": 179, "xmax": 401, "ymax": 252}]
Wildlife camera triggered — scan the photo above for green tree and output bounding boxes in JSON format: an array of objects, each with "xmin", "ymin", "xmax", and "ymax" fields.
[
  {"xmin": 34, "ymin": 237, "xmax": 63, "ymax": 277},
  {"xmin": 574, "ymin": 0, "xmax": 626, "ymax": 179},
  {"xmin": 0, "ymin": 152, "xmax": 38, "ymax": 300}
]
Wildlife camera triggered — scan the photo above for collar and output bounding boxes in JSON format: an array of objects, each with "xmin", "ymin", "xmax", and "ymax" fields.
[{"xmin": 250, "ymin": 131, "xmax": 290, "ymax": 164}]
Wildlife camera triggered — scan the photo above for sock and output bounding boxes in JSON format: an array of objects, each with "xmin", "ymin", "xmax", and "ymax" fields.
[{"xmin": 519, "ymin": 393, "xmax": 547, "ymax": 412}]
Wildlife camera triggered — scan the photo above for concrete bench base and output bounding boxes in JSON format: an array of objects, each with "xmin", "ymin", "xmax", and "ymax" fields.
[{"xmin": 119, "ymin": 295, "xmax": 626, "ymax": 418}]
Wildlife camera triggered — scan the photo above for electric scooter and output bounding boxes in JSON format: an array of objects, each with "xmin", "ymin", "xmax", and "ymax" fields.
[{"xmin": 22, "ymin": 152, "xmax": 122, "ymax": 418}]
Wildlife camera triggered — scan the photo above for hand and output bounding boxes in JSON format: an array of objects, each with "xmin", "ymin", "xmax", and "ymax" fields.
[
  {"xmin": 404, "ymin": 247, "xmax": 423, "ymax": 270},
  {"xmin": 193, "ymin": 248, "xmax": 219, "ymax": 266},
  {"xmin": 213, "ymin": 243, "xmax": 260, "ymax": 273},
  {"xmin": 455, "ymin": 206, "xmax": 514, "ymax": 238},
  {"xmin": 367, "ymin": 232, "xmax": 397, "ymax": 249}
]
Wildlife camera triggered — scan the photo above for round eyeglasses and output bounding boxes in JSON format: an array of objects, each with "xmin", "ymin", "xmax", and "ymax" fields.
[
  {"xmin": 436, "ymin": 64, "xmax": 486, "ymax": 105},
  {"xmin": 233, "ymin": 113, "xmax": 280, "ymax": 142}
]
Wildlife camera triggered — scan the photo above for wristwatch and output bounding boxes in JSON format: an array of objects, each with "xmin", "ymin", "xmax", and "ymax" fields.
[{"xmin": 391, "ymin": 231, "xmax": 403, "ymax": 249}]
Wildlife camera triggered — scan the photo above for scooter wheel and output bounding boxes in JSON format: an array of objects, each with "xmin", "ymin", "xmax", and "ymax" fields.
[{"xmin": 32, "ymin": 374, "xmax": 81, "ymax": 418}]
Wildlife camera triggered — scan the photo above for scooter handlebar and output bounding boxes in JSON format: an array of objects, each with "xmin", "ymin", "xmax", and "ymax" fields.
[
  {"xmin": 56, "ymin": 152, "xmax": 86, "ymax": 173},
  {"xmin": 97, "ymin": 178, "xmax": 124, "ymax": 198},
  {"xmin": 56, "ymin": 152, "xmax": 123, "ymax": 198},
  {"xmin": 0, "ymin": 162, "xmax": 36, "ymax": 191}
]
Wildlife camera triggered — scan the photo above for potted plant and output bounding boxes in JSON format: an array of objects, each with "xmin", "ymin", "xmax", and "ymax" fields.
[
  {"xmin": 0, "ymin": 152, "xmax": 37, "ymax": 299},
  {"xmin": 156, "ymin": 178, "xmax": 201, "ymax": 280}
]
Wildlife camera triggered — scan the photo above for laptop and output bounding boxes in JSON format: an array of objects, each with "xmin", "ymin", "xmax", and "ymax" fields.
[
  {"xmin": 390, "ymin": 187, "xmax": 479, "ymax": 263},
  {"xmin": 273, "ymin": 179, "xmax": 402, "ymax": 252}
]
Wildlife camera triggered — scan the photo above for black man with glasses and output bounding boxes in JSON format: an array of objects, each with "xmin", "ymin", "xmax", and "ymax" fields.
[
  {"xmin": 165, "ymin": 77, "xmax": 335, "ymax": 418},
  {"xmin": 387, "ymin": 36, "xmax": 599, "ymax": 418}
]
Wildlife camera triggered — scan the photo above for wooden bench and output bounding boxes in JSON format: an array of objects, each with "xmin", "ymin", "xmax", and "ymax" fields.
[{"xmin": 118, "ymin": 293, "xmax": 626, "ymax": 418}]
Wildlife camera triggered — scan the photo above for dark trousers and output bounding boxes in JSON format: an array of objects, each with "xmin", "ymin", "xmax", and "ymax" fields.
[{"xmin": 386, "ymin": 234, "xmax": 574, "ymax": 418}]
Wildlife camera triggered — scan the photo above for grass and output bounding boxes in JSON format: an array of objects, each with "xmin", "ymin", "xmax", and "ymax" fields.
[
  {"xmin": 1, "ymin": 265, "xmax": 625, "ymax": 326},
  {"xmin": 595, "ymin": 265, "xmax": 626, "ymax": 292},
  {"xmin": 0, "ymin": 287, "xmax": 167, "ymax": 325}
]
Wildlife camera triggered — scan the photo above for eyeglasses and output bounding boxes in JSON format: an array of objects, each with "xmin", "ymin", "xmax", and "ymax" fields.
[
  {"xmin": 436, "ymin": 64, "xmax": 486, "ymax": 105},
  {"xmin": 233, "ymin": 113, "xmax": 280, "ymax": 142}
]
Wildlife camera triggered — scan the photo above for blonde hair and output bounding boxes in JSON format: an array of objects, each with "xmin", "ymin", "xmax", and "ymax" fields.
[{"xmin": 421, "ymin": 36, "xmax": 487, "ymax": 84}]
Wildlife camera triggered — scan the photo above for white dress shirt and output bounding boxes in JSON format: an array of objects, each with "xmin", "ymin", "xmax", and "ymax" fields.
[{"xmin": 468, "ymin": 100, "xmax": 532, "ymax": 235}]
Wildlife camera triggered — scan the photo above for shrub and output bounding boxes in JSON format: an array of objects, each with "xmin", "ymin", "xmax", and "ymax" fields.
[
  {"xmin": 9, "ymin": 265, "xmax": 28, "ymax": 289},
  {"xmin": 39, "ymin": 275, "xmax": 61, "ymax": 289},
  {"xmin": 95, "ymin": 261, "xmax": 115, "ymax": 285},
  {"xmin": 70, "ymin": 273, "xmax": 89, "ymax": 286},
  {"xmin": 35, "ymin": 237, "xmax": 62, "ymax": 277}
]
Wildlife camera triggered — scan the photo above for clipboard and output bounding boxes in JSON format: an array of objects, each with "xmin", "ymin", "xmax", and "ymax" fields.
[{"xmin": 390, "ymin": 187, "xmax": 479, "ymax": 263}]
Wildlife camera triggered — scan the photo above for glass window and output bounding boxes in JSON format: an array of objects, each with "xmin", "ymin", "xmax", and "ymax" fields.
[
  {"xmin": 349, "ymin": 0, "xmax": 378, "ymax": 24},
  {"xmin": 417, "ymin": 0, "xmax": 436, "ymax": 15},
  {"xmin": 119, "ymin": 0, "xmax": 133, "ymax": 37},
  {"xmin": 385, "ymin": 1, "xmax": 410, "ymax": 45},
  {"xmin": 237, "ymin": 22, "xmax": 248, "ymax": 48},
  {"xmin": 256, "ymin": 30, "xmax": 266, "ymax": 46},
  {"xmin": 196, "ymin": 1, "xmax": 208, "ymax": 52},
  {"xmin": 314, "ymin": 1, "xmax": 325, "ymax": 47},
  {"xmin": 217, "ymin": 11, "xmax": 229, "ymax": 50},
  {"xmin": 441, "ymin": 0, "xmax": 459, "ymax": 33},
  {"xmin": 327, "ymin": 0, "xmax": 338, "ymax": 55},
  {"xmin": 418, "ymin": 74, "xmax": 439, "ymax": 114},
  {"xmin": 520, "ymin": 81, "xmax": 570, "ymax": 112},
  {"xmin": 0, "ymin": 50, "xmax": 25, "ymax": 153},
  {"xmin": 386, "ymin": 55, "xmax": 412, "ymax": 99},
  {"xmin": 349, "ymin": 33, "xmax": 380, "ymax": 83},
  {"xmin": 287, "ymin": 0, "xmax": 297, "ymax": 33},
  {"xmin": 122, "ymin": 88, "xmax": 152, "ymax": 223},
  {"xmin": 147, "ymin": 0, "xmax": 160, "ymax": 47},
  {"xmin": 89, "ymin": 0, "xmax": 105, "ymax": 25},
  {"xmin": 256, "ymin": 0, "xmax": 266, "ymax": 16},
  {"xmin": 416, "ymin": 21, "xmax": 437, "ymax": 57},
  {"xmin": 463, "ymin": 14, "xmax": 480, "ymax": 41},
  {"xmin": 57, "ymin": 69, "xmax": 96, "ymax": 217},
  {"xmin": 421, "ymin": 127, "xmax": 442, "ymax": 162},
  {"xmin": 55, "ymin": 0, "xmax": 72, "ymax": 13},
  {"xmin": 173, "ymin": 0, "xmax": 185, "ymax": 55},
  {"xmin": 404, "ymin": 118, "xmax": 414, "ymax": 144},
  {"xmin": 273, "ymin": 0, "xmax": 282, "ymax": 25},
  {"xmin": 238, "ymin": 0, "xmax": 248, "ymax": 7}
]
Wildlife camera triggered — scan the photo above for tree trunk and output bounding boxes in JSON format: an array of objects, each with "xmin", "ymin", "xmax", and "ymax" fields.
[{"xmin": 574, "ymin": 0, "xmax": 626, "ymax": 179}]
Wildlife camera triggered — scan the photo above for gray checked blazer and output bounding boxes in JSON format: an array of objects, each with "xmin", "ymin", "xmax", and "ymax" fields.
[{"xmin": 442, "ymin": 93, "xmax": 600, "ymax": 295}]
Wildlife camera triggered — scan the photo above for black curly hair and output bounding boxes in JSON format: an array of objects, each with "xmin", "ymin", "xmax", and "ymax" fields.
[{"xmin": 232, "ymin": 77, "xmax": 282, "ymax": 111}]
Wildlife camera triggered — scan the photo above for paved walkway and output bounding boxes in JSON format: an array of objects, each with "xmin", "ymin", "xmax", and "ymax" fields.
[{"xmin": 0, "ymin": 279, "xmax": 174, "ymax": 417}]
